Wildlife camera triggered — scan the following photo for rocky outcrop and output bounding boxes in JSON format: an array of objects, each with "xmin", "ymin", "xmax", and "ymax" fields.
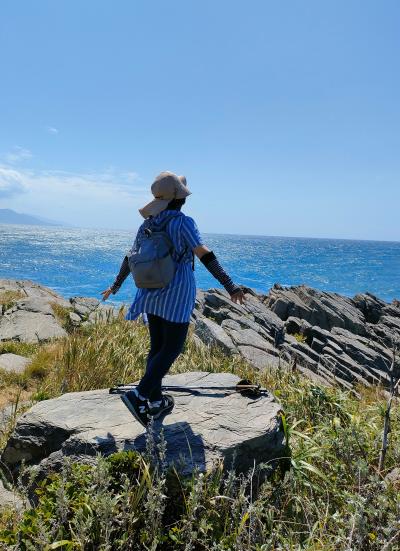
[
  {"xmin": 1, "ymin": 279, "xmax": 399, "ymax": 391},
  {"xmin": 2, "ymin": 372, "xmax": 286, "ymax": 478},
  {"xmin": 0, "ymin": 280, "xmax": 119, "ymax": 343},
  {"xmin": 194, "ymin": 286, "xmax": 400, "ymax": 391}
]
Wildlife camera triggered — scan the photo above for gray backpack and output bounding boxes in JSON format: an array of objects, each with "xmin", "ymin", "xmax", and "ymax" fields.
[{"xmin": 128, "ymin": 213, "xmax": 185, "ymax": 289}]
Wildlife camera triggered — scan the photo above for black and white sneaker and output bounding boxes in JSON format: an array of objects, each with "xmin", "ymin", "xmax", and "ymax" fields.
[
  {"xmin": 148, "ymin": 394, "xmax": 175, "ymax": 420},
  {"xmin": 121, "ymin": 391, "xmax": 149, "ymax": 427}
]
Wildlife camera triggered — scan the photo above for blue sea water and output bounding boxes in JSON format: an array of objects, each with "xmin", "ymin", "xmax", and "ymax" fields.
[{"xmin": 0, "ymin": 224, "xmax": 399, "ymax": 305}]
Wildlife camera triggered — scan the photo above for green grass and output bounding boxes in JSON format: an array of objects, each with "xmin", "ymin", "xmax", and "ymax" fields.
[{"xmin": 0, "ymin": 316, "xmax": 399, "ymax": 550}]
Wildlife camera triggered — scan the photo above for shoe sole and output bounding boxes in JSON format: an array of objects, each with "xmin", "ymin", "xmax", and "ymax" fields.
[{"xmin": 120, "ymin": 394, "xmax": 148, "ymax": 428}]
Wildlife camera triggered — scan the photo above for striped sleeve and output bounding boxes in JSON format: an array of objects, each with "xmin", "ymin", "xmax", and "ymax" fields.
[{"xmin": 181, "ymin": 216, "xmax": 203, "ymax": 250}]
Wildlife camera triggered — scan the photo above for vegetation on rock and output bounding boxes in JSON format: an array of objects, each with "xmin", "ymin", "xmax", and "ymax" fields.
[{"xmin": 0, "ymin": 291, "xmax": 24, "ymax": 313}]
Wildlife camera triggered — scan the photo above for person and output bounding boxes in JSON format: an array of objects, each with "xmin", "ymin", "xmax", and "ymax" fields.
[{"xmin": 101, "ymin": 171, "xmax": 244, "ymax": 426}]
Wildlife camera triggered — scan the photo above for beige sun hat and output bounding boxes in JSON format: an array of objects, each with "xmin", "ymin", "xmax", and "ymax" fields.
[{"xmin": 139, "ymin": 171, "xmax": 191, "ymax": 219}]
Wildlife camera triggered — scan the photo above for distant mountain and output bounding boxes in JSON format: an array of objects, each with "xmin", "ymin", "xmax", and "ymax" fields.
[{"xmin": 0, "ymin": 209, "xmax": 63, "ymax": 226}]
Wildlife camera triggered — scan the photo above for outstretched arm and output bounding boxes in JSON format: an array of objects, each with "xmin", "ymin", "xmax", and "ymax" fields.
[
  {"xmin": 193, "ymin": 244, "xmax": 245, "ymax": 304},
  {"xmin": 101, "ymin": 256, "xmax": 130, "ymax": 301}
]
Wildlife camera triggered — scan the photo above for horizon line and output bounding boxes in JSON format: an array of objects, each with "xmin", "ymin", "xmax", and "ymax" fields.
[{"xmin": 1, "ymin": 221, "xmax": 399, "ymax": 245}]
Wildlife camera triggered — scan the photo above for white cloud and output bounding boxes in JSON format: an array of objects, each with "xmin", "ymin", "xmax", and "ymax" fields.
[
  {"xmin": 0, "ymin": 163, "xmax": 148, "ymax": 229},
  {"xmin": 3, "ymin": 146, "xmax": 33, "ymax": 164},
  {"xmin": 46, "ymin": 126, "xmax": 59, "ymax": 134},
  {"xmin": 0, "ymin": 166, "xmax": 28, "ymax": 197}
]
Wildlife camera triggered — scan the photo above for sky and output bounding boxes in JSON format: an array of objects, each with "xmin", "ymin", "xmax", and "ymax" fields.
[{"xmin": 0, "ymin": 0, "xmax": 399, "ymax": 241}]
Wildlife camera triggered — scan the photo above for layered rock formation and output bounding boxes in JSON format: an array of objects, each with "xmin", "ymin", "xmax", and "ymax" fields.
[{"xmin": 194, "ymin": 285, "xmax": 400, "ymax": 390}]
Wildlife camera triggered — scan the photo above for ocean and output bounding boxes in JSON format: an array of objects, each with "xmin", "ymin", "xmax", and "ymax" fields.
[{"xmin": 1, "ymin": 224, "xmax": 399, "ymax": 305}]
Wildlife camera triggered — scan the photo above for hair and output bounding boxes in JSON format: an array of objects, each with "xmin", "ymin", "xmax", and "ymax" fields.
[{"xmin": 166, "ymin": 197, "xmax": 186, "ymax": 211}]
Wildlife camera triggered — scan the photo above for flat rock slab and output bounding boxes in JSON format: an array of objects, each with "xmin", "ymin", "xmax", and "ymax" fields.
[
  {"xmin": 0, "ymin": 353, "xmax": 31, "ymax": 374},
  {"xmin": 0, "ymin": 309, "xmax": 67, "ymax": 343},
  {"xmin": 2, "ymin": 372, "xmax": 286, "ymax": 477}
]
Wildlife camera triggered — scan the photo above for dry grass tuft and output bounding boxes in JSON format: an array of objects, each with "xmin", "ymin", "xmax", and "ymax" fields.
[{"xmin": 0, "ymin": 290, "xmax": 24, "ymax": 312}]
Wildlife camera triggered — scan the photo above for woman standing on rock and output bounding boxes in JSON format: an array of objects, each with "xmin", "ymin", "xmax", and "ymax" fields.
[{"xmin": 101, "ymin": 171, "xmax": 244, "ymax": 426}]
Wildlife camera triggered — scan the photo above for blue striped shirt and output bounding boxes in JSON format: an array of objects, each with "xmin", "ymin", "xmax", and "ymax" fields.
[{"xmin": 126, "ymin": 210, "xmax": 203, "ymax": 323}]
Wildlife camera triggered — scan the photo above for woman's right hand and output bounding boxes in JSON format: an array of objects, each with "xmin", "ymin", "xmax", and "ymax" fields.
[
  {"xmin": 101, "ymin": 287, "xmax": 113, "ymax": 301},
  {"xmin": 230, "ymin": 289, "xmax": 245, "ymax": 304}
]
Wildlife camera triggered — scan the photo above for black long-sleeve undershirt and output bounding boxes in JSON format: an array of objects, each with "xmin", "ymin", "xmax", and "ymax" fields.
[{"xmin": 110, "ymin": 256, "xmax": 130, "ymax": 294}]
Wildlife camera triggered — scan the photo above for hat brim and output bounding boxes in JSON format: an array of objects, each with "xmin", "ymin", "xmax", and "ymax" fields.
[
  {"xmin": 176, "ymin": 186, "xmax": 192, "ymax": 200},
  {"xmin": 139, "ymin": 198, "xmax": 171, "ymax": 219}
]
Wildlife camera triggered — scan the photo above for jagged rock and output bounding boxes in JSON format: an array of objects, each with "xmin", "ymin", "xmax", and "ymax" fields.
[
  {"xmin": 366, "ymin": 323, "xmax": 398, "ymax": 349},
  {"xmin": 221, "ymin": 320, "xmax": 279, "ymax": 357},
  {"xmin": 380, "ymin": 315, "xmax": 400, "ymax": 340},
  {"xmin": 353, "ymin": 293, "xmax": 386, "ymax": 324},
  {"xmin": 0, "ymin": 353, "xmax": 31, "ymax": 374},
  {"xmin": 285, "ymin": 316, "xmax": 312, "ymax": 338},
  {"xmin": 239, "ymin": 295, "xmax": 284, "ymax": 334},
  {"xmin": 266, "ymin": 285, "xmax": 366, "ymax": 335},
  {"xmin": 194, "ymin": 286, "xmax": 400, "ymax": 390},
  {"xmin": 0, "ymin": 480, "xmax": 24, "ymax": 510},
  {"xmin": 310, "ymin": 337, "xmax": 325, "ymax": 354},
  {"xmin": 69, "ymin": 311, "xmax": 82, "ymax": 326},
  {"xmin": 70, "ymin": 297, "xmax": 101, "ymax": 317},
  {"xmin": 2, "ymin": 372, "xmax": 287, "ymax": 478},
  {"xmin": 330, "ymin": 328, "xmax": 392, "ymax": 375},
  {"xmin": 237, "ymin": 346, "xmax": 281, "ymax": 369},
  {"xmin": 194, "ymin": 316, "xmax": 237, "ymax": 355}
]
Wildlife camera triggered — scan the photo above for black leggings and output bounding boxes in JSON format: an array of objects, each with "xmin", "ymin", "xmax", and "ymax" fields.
[{"xmin": 137, "ymin": 314, "xmax": 189, "ymax": 401}]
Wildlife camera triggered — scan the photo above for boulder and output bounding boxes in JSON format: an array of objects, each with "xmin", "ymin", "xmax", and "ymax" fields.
[
  {"xmin": 0, "ymin": 353, "xmax": 31, "ymax": 374},
  {"xmin": 2, "ymin": 372, "xmax": 286, "ymax": 478},
  {"xmin": 0, "ymin": 309, "xmax": 67, "ymax": 343}
]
